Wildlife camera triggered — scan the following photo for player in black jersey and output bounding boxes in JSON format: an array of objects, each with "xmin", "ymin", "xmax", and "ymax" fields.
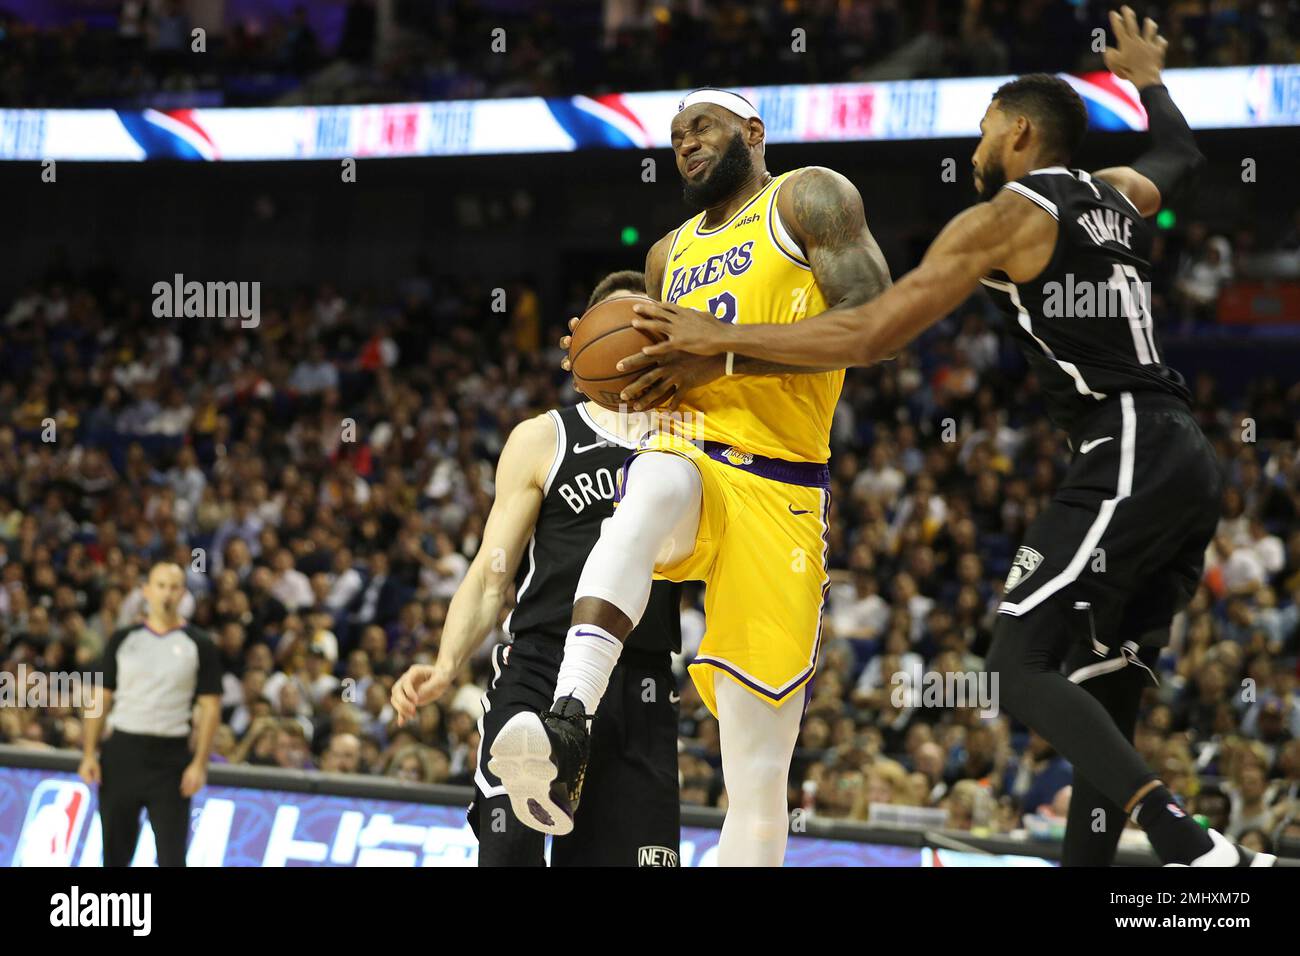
[
  {"xmin": 624, "ymin": 7, "xmax": 1276, "ymax": 866},
  {"xmin": 390, "ymin": 272, "xmax": 683, "ymax": 867}
]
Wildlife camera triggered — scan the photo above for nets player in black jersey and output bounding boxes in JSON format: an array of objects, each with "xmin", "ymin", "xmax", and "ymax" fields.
[
  {"xmin": 624, "ymin": 7, "xmax": 1276, "ymax": 866},
  {"xmin": 390, "ymin": 271, "xmax": 683, "ymax": 867}
]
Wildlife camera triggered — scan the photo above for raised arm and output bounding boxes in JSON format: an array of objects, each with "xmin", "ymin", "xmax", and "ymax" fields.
[
  {"xmin": 634, "ymin": 188, "xmax": 1047, "ymax": 369},
  {"xmin": 1094, "ymin": 6, "xmax": 1204, "ymax": 218},
  {"xmin": 391, "ymin": 413, "xmax": 553, "ymax": 722}
]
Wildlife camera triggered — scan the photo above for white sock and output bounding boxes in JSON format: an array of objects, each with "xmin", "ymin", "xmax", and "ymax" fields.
[{"xmin": 553, "ymin": 625, "xmax": 623, "ymax": 713}]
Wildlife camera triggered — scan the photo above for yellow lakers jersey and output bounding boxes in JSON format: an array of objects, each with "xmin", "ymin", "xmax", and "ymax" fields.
[{"xmin": 659, "ymin": 169, "xmax": 843, "ymax": 463}]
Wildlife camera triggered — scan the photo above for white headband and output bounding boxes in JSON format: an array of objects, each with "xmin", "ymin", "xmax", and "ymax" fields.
[
  {"xmin": 676, "ymin": 89, "xmax": 764, "ymax": 154},
  {"xmin": 677, "ymin": 89, "xmax": 762, "ymax": 123}
]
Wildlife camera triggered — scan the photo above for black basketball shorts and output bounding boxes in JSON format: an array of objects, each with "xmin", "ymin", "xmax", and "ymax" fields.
[
  {"xmin": 469, "ymin": 637, "xmax": 681, "ymax": 866},
  {"xmin": 996, "ymin": 391, "xmax": 1222, "ymax": 660}
]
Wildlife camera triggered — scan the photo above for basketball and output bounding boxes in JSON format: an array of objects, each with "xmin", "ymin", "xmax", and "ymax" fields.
[{"xmin": 568, "ymin": 293, "xmax": 662, "ymax": 410}]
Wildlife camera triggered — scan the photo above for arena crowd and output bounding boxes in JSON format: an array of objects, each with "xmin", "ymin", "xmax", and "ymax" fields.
[
  {"xmin": 2, "ymin": 0, "xmax": 1296, "ymax": 108},
  {"xmin": 0, "ymin": 219, "xmax": 1298, "ymax": 854}
]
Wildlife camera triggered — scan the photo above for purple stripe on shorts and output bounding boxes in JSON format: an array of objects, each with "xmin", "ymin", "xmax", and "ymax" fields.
[
  {"xmin": 700, "ymin": 441, "xmax": 829, "ymax": 488},
  {"xmin": 612, "ymin": 452, "xmax": 640, "ymax": 505},
  {"xmin": 693, "ymin": 656, "xmax": 815, "ymax": 703}
]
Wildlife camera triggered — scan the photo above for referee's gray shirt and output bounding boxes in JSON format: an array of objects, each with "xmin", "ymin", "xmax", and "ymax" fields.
[{"xmin": 100, "ymin": 623, "xmax": 222, "ymax": 738}]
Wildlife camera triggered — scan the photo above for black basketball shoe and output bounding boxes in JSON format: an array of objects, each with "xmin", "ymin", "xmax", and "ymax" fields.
[{"xmin": 488, "ymin": 696, "xmax": 590, "ymax": 836}]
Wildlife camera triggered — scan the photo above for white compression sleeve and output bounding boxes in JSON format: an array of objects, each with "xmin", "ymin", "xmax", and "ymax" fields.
[
  {"xmin": 555, "ymin": 452, "xmax": 701, "ymax": 713},
  {"xmin": 573, "ymin": 450, "xmax": 701, "ymax": 626},
  {"xmin": 715, "ymin": 674, "xmax": 805, "ymax": 867}
]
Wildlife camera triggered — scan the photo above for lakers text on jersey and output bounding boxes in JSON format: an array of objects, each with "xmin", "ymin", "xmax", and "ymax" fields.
[
  {"xmin": 659, "ymin": 168, "xmax": 844, "ymax": 464},
  {"xmin": 635, "ymin": 169, "xmax": 842, "ymax": 716}
]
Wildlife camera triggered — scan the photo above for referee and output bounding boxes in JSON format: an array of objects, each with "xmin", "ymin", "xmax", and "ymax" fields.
[{"xmin": 79, "ymin": 562, "xmax": 222, "ymax": 866}]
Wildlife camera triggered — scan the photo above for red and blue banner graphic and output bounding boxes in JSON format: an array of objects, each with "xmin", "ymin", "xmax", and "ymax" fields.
[{"xmin": 0, "ymin": 65, "xmax": 1296, "ymax": 162}]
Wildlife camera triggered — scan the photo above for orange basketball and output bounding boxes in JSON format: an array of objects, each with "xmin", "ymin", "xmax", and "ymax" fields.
[{"xmin": 568, "ymin": 294, "xmax": 662, "ymax": 410}]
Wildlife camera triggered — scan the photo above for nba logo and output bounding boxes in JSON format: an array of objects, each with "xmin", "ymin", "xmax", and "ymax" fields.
[{"xmin": 13, "ymin": 779, "xmax": 91, "ymax": 866}]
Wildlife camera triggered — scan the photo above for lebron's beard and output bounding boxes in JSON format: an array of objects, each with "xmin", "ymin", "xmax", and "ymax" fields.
[
  {"xmin": 976, "ymin": 161, "xmax": 1008, "ymax": 202},
  {"xmin": 682, "ymin": 132, "xmax": 754, "ymax": 210}
]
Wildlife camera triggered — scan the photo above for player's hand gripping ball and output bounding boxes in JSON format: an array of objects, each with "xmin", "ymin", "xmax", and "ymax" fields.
[{"xmin": 566, "ymin": 294, "xmax": 666, "ymax": 410}]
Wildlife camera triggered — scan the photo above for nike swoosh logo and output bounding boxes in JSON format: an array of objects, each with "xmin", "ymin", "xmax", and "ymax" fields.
[
  {"xmin": 572, "ymin": 440, "xmax": 609, "ymax": 454},
  {"xmin": 669, "ymin": 692, "xmax": 681, "ymax": 704},
  {"xmin": 574, "ymin": 629, "xmax": 619, "ymax": 646},
  {"xmin": 672, "ymin": 244, "xmax": 693, "ymax": 262},
  {"xmin": 1079, "ymin": 437, "xmax": 1113, "ymax": 455},
  {"xmin": 788, "ymin": 504, "xmax": 813, "ymax": 516}
]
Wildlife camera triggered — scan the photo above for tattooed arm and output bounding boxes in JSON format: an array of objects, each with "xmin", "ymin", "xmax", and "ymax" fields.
[
  {"xmin": 633, "ymin": 190, "xmax": 1046, "ymax": 369},
  {"xmin": 626, "ymin": 167, "xmax": 894, "ymax": 382},
  {"xmin": 616, "ymin": 170, "xmax": 891, "ymax": 405},
  {"xmin": 724, "ymin": 166, "xmax": 894, "ymax": 374},
  {"xmin": 779, "ymin": 165, "xmax": 892, "ymax": 310}
]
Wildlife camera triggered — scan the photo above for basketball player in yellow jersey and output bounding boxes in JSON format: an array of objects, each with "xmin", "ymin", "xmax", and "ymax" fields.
[{"xmin": 490, "ymin": 88, "xmax": 891, "ymax": 866}]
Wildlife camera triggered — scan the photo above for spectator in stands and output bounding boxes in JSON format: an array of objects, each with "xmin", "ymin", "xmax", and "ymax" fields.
[
  {"xmin": 0, "ymin": 244, "xmax": 1295, "ymax": 861},
  {"xmin": 320, "ymin": 731, "xmax": 362, "ymax": 773},
  {"xmin": 1174, "ymin": 227, "xmax": 1234, "ymax": 327}
]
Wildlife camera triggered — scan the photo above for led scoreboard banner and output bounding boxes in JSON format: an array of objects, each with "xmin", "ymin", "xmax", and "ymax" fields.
[
  {"xmin": 0, "ymin": 752, "xmax": 1064, "ymax": 868},
  {"xmin": 0, "ymin": 65, "xmax": 1297, "ymax": 162}
]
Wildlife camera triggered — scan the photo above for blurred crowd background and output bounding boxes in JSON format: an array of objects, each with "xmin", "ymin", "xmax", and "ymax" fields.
[
  {"xmin": 0, "ymin": 229, "xmax": 1297, "ymax": 853},
  {"xmin": 1, "ymin": 0, "xmax": 1298, "ymax": 108}
]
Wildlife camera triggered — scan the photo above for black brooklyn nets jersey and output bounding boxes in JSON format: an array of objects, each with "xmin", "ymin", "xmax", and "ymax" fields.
[
  {"xmin": 980, "ymin": 166, "xmax": 1191, "ymax": 432},
  {"xmin": 505, "ymin": 403, "xmax": 681, "ymax": 652}
]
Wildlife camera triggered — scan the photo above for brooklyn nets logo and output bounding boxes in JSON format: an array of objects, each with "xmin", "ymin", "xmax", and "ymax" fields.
[
  {"xmin": 638, "ymin": 845, "xmax": 680, "ymax": 867},
  {"xmin": 1004, "ymin": 546, "xmax": 1044, "ymax": 591}
]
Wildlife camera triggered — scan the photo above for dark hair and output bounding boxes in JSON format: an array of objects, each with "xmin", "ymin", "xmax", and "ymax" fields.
[
  {"xmin": 587, "ymin": 270, "xmax": 646, "ymax": 309},
  {"xmin": 1195, "ymin": 785, "xmax": 1228, "ymax": 805},
  {"xmin": 991, "ymin": 73, "xmax": 1088, "ymax": 163}
]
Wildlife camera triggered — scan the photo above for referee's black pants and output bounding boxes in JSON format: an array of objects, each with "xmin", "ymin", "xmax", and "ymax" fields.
[{"xmin": 99, "ymin": 730, "xmax": 193, "ymax": 867}]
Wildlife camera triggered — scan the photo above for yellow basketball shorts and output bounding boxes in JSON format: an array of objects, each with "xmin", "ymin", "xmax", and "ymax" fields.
[{"xmin": 619, "ymin": 432, "xmax": 831, "ymax": 718}]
